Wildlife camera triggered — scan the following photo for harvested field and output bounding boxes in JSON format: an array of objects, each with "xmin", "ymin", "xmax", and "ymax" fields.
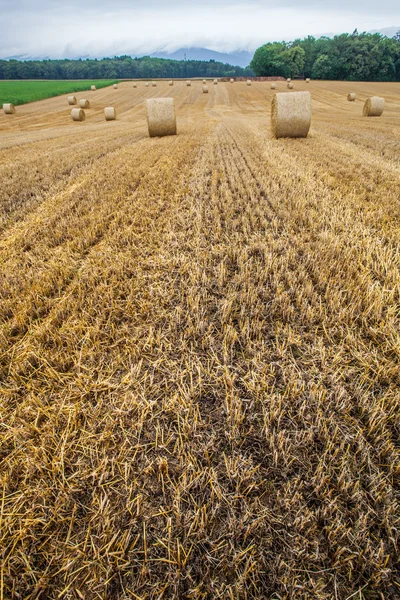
[{"xmin": 0, "ymin": 79, "xmax": 400, "ymax": 600}]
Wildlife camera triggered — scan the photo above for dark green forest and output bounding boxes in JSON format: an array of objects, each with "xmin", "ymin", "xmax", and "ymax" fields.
[
  {"xmin": 251, "ymin": 32, "xmax": 400, "ymax": 80},
  {"xmin": 0, "ymin": 55, "xmax": 253, "ymax": 80}
]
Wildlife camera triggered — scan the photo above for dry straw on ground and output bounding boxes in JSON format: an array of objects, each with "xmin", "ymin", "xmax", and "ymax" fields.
[
  {"xmin": 3, "ymin": 103, "xmax": 16, "ymax": 114},
  {"xmin": 146, "ymin": 97, "xmax": 177, "ymax": 137},
  {"xmin": 271, "ymin": 90, "xmax": 311, "ymax": 138},
  {"xmin": 363, "ymin": 96, "xmax": 385, "ymax": 116},
  {"xmin": 202, "ymin": 85, "xmax": 209, "ymax": 94},
  {"xmin": 71, "ymin": 108, "xmax": 85, "ymax": 121},
  {"xmin": 287, "ymin": 83, "xmax": 294, "ymax": 89},
  {"xmin": 90, "ymin": 85, "xmax": 96, "ymax": 91},
  {"xmin": 347, "ymin": 92, "xmax": 356, "ymax": 101},
  {"xmin": 104, "ymin": 107, "xmax": 117, "ymax": 121},
  {"xmin": 79, "ymin": 99, "xmax": 90, "ymax": 109},
  {"xmin": 67, "ymin": 96, "xmax": 77, "ymax": 106}
]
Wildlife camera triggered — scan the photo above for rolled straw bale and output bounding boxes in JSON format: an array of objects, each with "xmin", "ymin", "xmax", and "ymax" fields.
[
  {"xmin": 104, "ymin": 107, "xmax": 117, "ymax": 121},
  {"xmin": 152, "ymin": 81, "xmax": 157, "ymax": 87},
  {"xmin": 271, "ymin": 83, "xmax": 276, "ymax": 90},
  {"xmin": 247, "ymin": 80, "xmax": 252, "ymax": 86},
  {"xmin": 347, "ymin": 93, "xmax": 356, "ymax": 101},
  {"xmin": 68, "ymin": 95, "xmax": 77, "ymax": 105},
  {"xmin": 133, "ymin": 83, "xmax": 137, "ymax": 88},
  {"xmin": 145, "ymin": 82, "xmax": 149, "ymax": 87},
  {"xmin": 186, "ymin": 80, "xmax": 191, "ymax": 86},
  {"xmin": 202, "ymin": 85, "xmax": 209, "ymax": 94},
  {"xmin": 363, "ymin": 96, "xmax": 384, "ymax": 117},
  {"xmin": 113, "ymin": 84, "xmax": 118, "ymax": 89},
  {"xmin": 306, "ymin": 78, "xmax": 310, "ymax": 83},
  {"xmin": 3, "ymin": 103, "xmax": 16, "ymax": 114},
  {"xmin": 271, "ymin": 91, "xmax": 311, "ymax": 139},
  {"xmin": 91, "ymin": 85, "xmax": 96, "ymax": 91},
  {"xmin": 230, "ymin": 79, "xmax": 234, "ymax": 83},
  {"xmin": 287, "ymin": 83, "xmax": 294, "ymax": 89},
  {"xmin": 169, "ymin": 81, "xmax": 174, "ymax": 86},
  {"xmin": 203, "ymin": 79, "xmax": 207, "ymax": 84},
  {"xmin": 71, "ymin": 108, "xmax": 85, "ymax": 122},
  {"xmin": 214, "ymin": 79, "xmax": 218, "ymax": 85},
  {"xmin": 146, "ymin": 97, "xmax": 177, "ymax": 137},
  {"xmin": 287, "ymin": 78, "xmax": 291, "ymax": 82},
  {"xmin": 79, "ymin": 99, "xmax": 90, "ymax": 109}
]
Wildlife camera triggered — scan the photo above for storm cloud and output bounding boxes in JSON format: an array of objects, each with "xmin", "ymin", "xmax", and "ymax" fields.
[{"xmin": 0, "ymin": 0, "xmax": 399, "ymax": 59}]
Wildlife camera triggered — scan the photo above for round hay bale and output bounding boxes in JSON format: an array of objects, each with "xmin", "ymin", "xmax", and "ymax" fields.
[
  {"xmin": 287, "ymin": 83, "xmax": 294, "ymax": 89},
  {"xmin": 145, "ymin": 82, "xmax": 149, "ymax": 87},
  {"xmin": 271, "ymin": 91, "xmax": 311, "ymax": 139},
  {"xmin": 152, "ymin": 81, "xmax": 157, "ymax": 87},
  {"xmin": 230, "ymin": 79, "xmax": 234, "ymax": 83},
  {"xmin": 287, "ymin": 78, "xmax": 291, "ymax": 82},
  {"xmin": 104, "ymin": 107, "xmax": 117, "ymax": 121},
  {"xmin": 306, "ymin": 78, "xmax": 310, "ymax": 83},
  {"xmin": 203, "ymin": 79, "xmax": 207, "ymax": 84},
  {"xmin": 3, "ymin": 103, "xmax": 16, "ymax": 114},
  {"xmin": 213, "ymin": 79, "xmax": 218, "ymax": 85},
  {"xmin": 202, "ymin": 85, "xmax": 209, "ymax": 94},
  {"xmin": 68, "ymin": 95, "xmax": 77, "ymax": 105},
  {"xmin": 133, "ymin": 83, "xmax": 137, "ymax": 88},
  {"xmin": 146, "ymin": 97, "xmax": 177, "ymax": 138},
  {"xmin": 71, "ymin": 108, "xmax": 85, "ymax": 122},
  {"xmin": 79, "ymin": 99, "xmax": 90, "ymax": 109},
  {"xmin": 113, "ymin": 84, "xmax": 118, "ymax": 89},
  {"xmin": 347, "ymin": 93, "xmax": 356, "ymax": 102},
  {"xmin": 186, "ymin": 80, "xmax": 191, "ymax": 86},
  {"xmin": 363, "ymin": 96, "xmax": 384, "ymax": 117},
  {"xmin": 271, "ymin": 83, "xmax": 276, "ymax": 90},
  {"xmin": 247, "ymin": 80, "xmax": 252, "ymax": 86},
  {"xmin": 91, "ymin": 85, "xmax": 96, "ymax": 91},
  {"xmin": 169, "ymin": 81, "xmax": 174, "ymax": 86}
]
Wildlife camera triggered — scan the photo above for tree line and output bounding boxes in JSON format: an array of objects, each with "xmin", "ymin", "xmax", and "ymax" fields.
[
  {"xmin": 250, "ymin": 32, "xmax": 400, "ymax": 80},
  {"xmin": 0, "ymin": 55, "xmax": 253, "ymax": 80}
]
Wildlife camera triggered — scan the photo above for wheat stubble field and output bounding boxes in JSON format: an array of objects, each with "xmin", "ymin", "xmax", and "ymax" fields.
[{"xmin": 0, "ymin": 80, "xmax": 400, "ymax": 599}]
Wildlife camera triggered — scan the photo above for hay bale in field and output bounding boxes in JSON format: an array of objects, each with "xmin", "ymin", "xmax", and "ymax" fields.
[
  {"xmin": 71, "ymin": 108, "xmax": 85, "ymax": 122},
  {"xmin": 104, "ymin": 107, "xmax": 117, "ymax": 121},
  {"xmin": 287, "ymin": 83, "xmax": 294, "ymax": 89},
  {"xmin": 3, "ymin": 103, "xmax": 16, "ymax": 114},
  {"xmin": 169, "ymin": 81, "xmax": 174, "ymax": 86},
  {"xmin": 247, "ymin": 80, "xmax": 252, "ymax": 86},
  {"xmin": 186, "ymin": 80, "xmax": 191, "ymax": 86},
  {"xmin": 203, "ymin": 79, "xmax": 207, "ymax": 84},
  {"xmin": 271, "ymin": 83, "xmax": 276, "ymax": 90},
  {"xmin": 271, "ymin": 91, "xmax": 311, "ymax": 139},
  {"xmin": 363, "ymin": 96, "xmax": 384, "ymax": 117},
  {"xmin": 68, "ymin": 95, "xmax": 77, "ymax": 105},
  {"xmin": 79, "ymin": 99, "xmax": 90, "ymax": 109},
  {"xmin": 287, "ymin": 78, "xmax": 291, "ymax": 82},
  {"xmin": 91, "ymin": 85, "xmax": 96, "ymax": 91},
  {"xmin": 202, "ymin": 85, "xmax": 209, "ymax": 94},
  {"xmin": 146, "ymin": 97, "xmax": 177, "ymax": 137},
  {"xmin": 145, "ymin": 82, "xmax": 149, "ymax": 87},
  {"xmin": 306, "ymin": 78, "xmax": 310, "ymax": 83},
  {"xmin": 152, "ymin": 81, "xmax": 157, "ymax": 87},
  {"xmin": 230, "ymin": 79, "xmax": 234, "ymax": 83},
  {"xmin": 133, "ymin": 82, "xmax": 137, "ymax": 88},
  {"xmin": 214, "ymin": 79, "xmax": 218, "ymax": 85},
  {"xmin": 347, "ymin": 93, "xmax": 356, "ymax": 101},
  {"xmin": 113, "ymin": 84, "xmax": 118, "ymax": 89}
]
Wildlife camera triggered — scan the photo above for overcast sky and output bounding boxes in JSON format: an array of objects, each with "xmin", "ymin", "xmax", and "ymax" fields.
[{"xmin": 0, "ymin": 0, "xmax": 399, "ymax": 59}]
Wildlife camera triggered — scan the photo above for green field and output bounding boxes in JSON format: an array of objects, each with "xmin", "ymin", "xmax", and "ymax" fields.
[{"xmin": 0, "ymin": 80, "xmax": 118, "ymax": 106}]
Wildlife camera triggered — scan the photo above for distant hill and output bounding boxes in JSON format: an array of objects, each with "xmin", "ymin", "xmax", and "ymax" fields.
[{"xmin": 149, "ymin": 48, "xmax": 253, "ymax": 68}]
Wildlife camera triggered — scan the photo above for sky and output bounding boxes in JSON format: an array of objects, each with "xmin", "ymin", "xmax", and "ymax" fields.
[{"xmin": 0, "ymin": 0, "xmax": 399, "ymax": 59}]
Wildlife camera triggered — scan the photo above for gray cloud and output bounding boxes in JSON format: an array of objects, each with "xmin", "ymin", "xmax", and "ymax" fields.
[{"xmin": 0, "ymin": 0, "xmax": 399, "ymax": 59}]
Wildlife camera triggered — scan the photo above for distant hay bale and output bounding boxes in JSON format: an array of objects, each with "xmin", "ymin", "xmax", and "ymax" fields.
[
  {"xmin": 271, "ymin": 91, "xmax": 311, "ymax": 139},
  {"xmin": 347, "ymin": 93, "xmax": 356, "ymax": 101},
  {"xmin": 247, "ymin": 80, "xmax": 252, "ymax": 86},
  {"xmin": 71, "ymin": 108, "xmax": 85, "ymax": 122},
  {"xmin": 145, "ymin": 82, "xmax": 149, "ymax": 87},
  {"xmin": 271, "ymin": 83, "xmax": 276, "ymax": 90},
  {"xmin": 214, "ymin": 79, "xmax": 218, "ymax": 85},
  {"xmin": 169, "ymin": 81, "xmax": 174, "ymax": 86},
  {"xmin": 152, "ymin": 81, "xmax": 157, "ymax": 87},
  {"xmin": 68, "ymin": 96, "xmax": 77, "ymax": 105},
  {"xmin": 306, "ymin": 78, "xmax": 310, "ymax": 83},
  {"xmin": 230, "ymin": 79, "xmax": 234, "ymax": 83},
  {"xmin": 79, "ymin": 99, "xmax": 90, "ymax": 109},
  {"xmin": 287, "ymin": 78, "xmax": 291, "ymax": 82},
  {"xmin": 186, "ymin": 80, "xmax": 191, "ymax": 86},
  {"xmin": 146, "ymin": 97, "xmax": 177, "ymax": 137},
  {"xmin": 203, "ymin": 79, "xmax": 207, "ymax": 84},
  {"xmin": 3, "ymin": 103, "xmax": 16, "ymax": 114},
  {"xmin": 363, "ymin": 96, "xmax": 384, "ymax": 117},
  {"xmin": 287, "ymin": 83, "xmax": 294, "ymax": 89},
  {"xmin": 202, "ymin": 85, "xmax": 209, "ymax": 94},
  {"xmin": 133, "ymin": 83, "xmax": 137, "ymax": 88},
  {"xmin": 113, "ymin": 84, "xmax": 118, "ymax": 89},
  {"xmin": 104, "ymin": 107, "xmax": 117, "ymax": 121},
  {"xmin": 91, "ymin": 85, "xmax": 96, "ymax": 91}
]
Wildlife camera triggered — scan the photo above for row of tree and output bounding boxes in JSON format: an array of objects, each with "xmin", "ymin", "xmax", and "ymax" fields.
[
  {"xmin": 250, "ymin": 32, "xmax": 400, "ymax": 80},
  {"xmin": 0, "ymin": 55, "xmax": 253, "ymax": 80}
]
